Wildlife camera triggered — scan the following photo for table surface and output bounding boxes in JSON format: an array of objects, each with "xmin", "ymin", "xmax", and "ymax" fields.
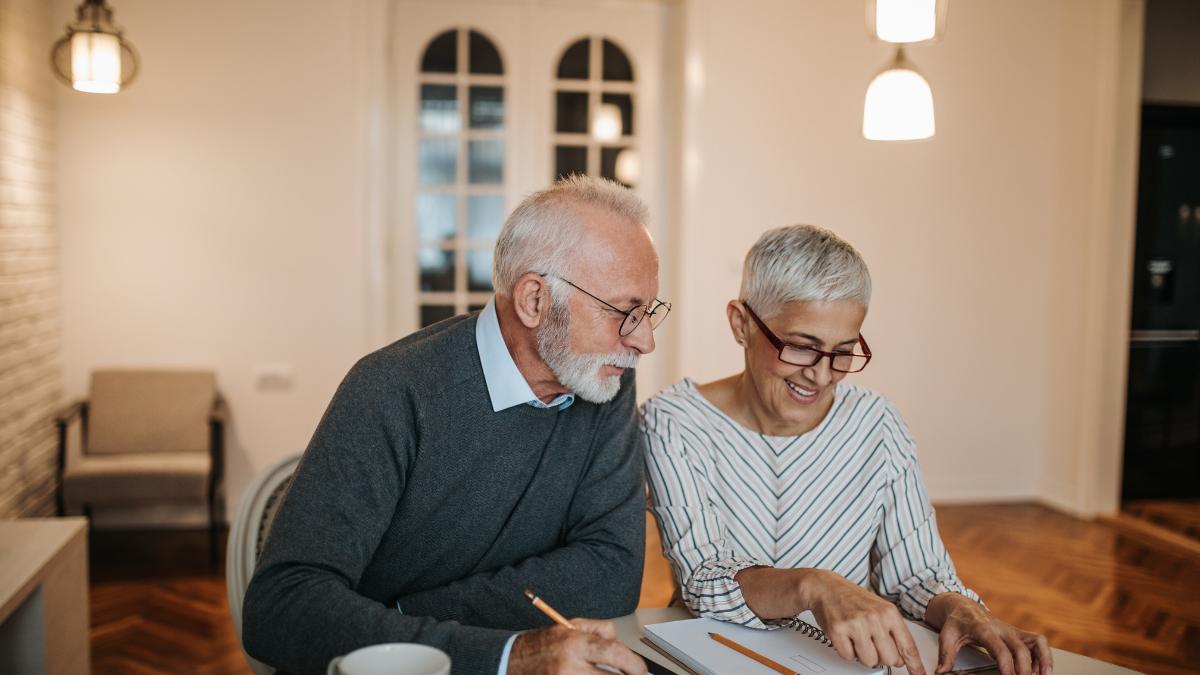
[
  {"xmin": 0, "ymin": 518, "xmax": 88, "ymax": 623},
  {"xmin": 613, "ymin": 607, "xmax": 1145, "ymax": 675}
]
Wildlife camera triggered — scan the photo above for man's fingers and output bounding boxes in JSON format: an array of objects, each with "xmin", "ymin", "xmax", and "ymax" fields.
[
  {"xmin": 571, "ymin": 618, "xmax": 617, "ymax": 641},
  {"xmin": 588, "ymin": 638, "xmax": 647, "ymax": 675}
]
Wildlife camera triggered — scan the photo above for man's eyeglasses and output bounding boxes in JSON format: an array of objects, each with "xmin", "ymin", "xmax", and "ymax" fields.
[
  {"xmin": 743, "ymin": 302, "xmax": 871, "ymax": 373},
  {"xmin": 543, "ymin": 274, "xmax": 671, "ymax": 337}
]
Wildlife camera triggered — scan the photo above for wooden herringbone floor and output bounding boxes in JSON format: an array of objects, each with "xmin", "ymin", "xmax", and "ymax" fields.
[
  {"xmin": 1123, "ymin": 499, "xmax": 1200, "ymax": 542},
  {"xmin": 936, "ymin": 504, "xmax": 1200, "ymax": 675},
  {"xmin": 89, "ymin": 505, "xmax": 1199, "ymax": 675}
]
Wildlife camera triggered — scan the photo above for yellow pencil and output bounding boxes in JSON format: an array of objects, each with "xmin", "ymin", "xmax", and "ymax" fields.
[{"xmin": 523, "ymin": 589, "xmax": 578, "ymax": 629}]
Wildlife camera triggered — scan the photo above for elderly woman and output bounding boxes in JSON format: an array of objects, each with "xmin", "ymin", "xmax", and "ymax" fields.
[{"xmin": 642, "ymin": 225, "xmax": 1051, "ymax": 675}]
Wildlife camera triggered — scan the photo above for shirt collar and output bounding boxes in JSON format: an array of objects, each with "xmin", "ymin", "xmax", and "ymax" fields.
[{"xmin": 476, "ymin": 297, "xmax": 575, "ymax": 413}]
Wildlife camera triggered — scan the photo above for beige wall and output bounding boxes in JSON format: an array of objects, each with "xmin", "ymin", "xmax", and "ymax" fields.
[
  {"xmin": 55, "ymin": 0, "xmax": 369, "ymax": 518},
  {"xmin": 55, "ymin": 0, "xmax": 1142, "ymax": 518},
  {"xmin": 0, "ymin": 0, "xmax": 62, "ymax": 519},
  {"xmin": 675, "ymin": 0, "xmax": 1141, "ymax": 506}
]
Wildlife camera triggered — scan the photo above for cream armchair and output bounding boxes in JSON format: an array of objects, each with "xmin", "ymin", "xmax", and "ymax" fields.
[{"xmin": 56, "ymin": 369, "xmax": 227, "ymax": 564}]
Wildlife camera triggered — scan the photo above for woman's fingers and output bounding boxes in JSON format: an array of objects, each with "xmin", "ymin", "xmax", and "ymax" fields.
[
  {"xmin": 1002, "ymin": 631, "xmax": 1033, "ymax": 675},
  {"xmin": 979, "ymin": 631, "xmax": 1017, "ymax": 675},
  {"xmin": 890, "ymin": 625, "xmax": 927, "ymax": 675},
  {"xmin": 1021, "ymin": 630, "xmax": 1053, "ymax": 675},
  {"xmin": 849, "ymin": 634, "xmax": 880, "ymax": 669}
]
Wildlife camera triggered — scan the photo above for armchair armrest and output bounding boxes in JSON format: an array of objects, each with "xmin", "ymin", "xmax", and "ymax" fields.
[
  {"xmin": 210, "ymin": 394, "xmax": 230, "ymax": 425},
  {"xmin": 56, "ymin": 398, "xmax": 87, "ymax": 428}
]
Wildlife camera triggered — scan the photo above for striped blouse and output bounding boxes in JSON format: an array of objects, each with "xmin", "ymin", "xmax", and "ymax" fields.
[{"xmin": 641, "ymin": 379, "xmax": 980, "ymax": 629}]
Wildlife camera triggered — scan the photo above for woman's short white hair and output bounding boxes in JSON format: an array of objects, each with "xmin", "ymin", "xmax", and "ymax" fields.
[
  {"xmin": 740, "ymin": 224, "xmax": 872, "ymax": 318},
  {"xmin": 493, "ymin": 174, "xmax": 650, "ymax": 296}
]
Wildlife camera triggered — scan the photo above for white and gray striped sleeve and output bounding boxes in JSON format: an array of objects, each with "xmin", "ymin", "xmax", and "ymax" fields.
[
  {"xmin": 870, "ymin": 403, "xmax": 983, "ymax": 620},
  {"xmin": 641, "ymin": 406, "xmax": 774, "ymax": 628}
]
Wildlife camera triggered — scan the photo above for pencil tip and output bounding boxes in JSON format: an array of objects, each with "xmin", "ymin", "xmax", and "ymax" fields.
[{"xmin": 523, "ymin": 589, "xmax": 536, "ymax": 601}]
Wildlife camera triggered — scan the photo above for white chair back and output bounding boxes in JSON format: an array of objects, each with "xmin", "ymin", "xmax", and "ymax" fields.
[{"xmin": 227, "ymin": 452, "xmax": 303, "ymax": 675}]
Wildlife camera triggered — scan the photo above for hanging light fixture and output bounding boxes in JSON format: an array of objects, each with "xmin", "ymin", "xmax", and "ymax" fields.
[
  {"xmin": 614, "ymin": 148, "xmax": 640, "ymax": 186},
  {"xmin": 50, "ymin": 0, "xmax": 139, "ymax": 94},
  {"xmin": 866, "ymin": 0, "xmax": 947, "ymax": 44},
  {"xmin": 862, "ymin": 47, "xmax": 934, "ymax": 141},
  {"xmin": 592, "ymin": 103, "xmax": 623, "ymax": 143}
]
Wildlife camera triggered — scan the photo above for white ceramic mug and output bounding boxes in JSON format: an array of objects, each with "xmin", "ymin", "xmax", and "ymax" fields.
[{"xmin": 327, "ymin": 643, "xmax": 451, "ymax": 675}]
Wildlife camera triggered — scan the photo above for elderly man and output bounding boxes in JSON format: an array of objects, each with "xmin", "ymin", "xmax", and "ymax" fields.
[{"xmin": 242, "ymin": 175, "xmax": 667, "ymax": 675}]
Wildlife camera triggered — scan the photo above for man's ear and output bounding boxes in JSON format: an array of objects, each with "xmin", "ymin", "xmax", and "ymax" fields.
[{"xmin": 511, "ymin": 272, "xmax": 551, "ymax": 329}]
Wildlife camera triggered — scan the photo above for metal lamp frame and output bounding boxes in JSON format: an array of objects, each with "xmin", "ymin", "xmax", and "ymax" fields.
[{"xmin": 50, "ymin": 0, "xmax": 140, "ymax": 90}]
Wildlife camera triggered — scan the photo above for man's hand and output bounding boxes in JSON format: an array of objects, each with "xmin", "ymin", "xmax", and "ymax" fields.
[
  {"xmin": 736, "ymin": 567, "xmax": 927, "ymax": 675},
  {"xmin": 926, "ymin": 593, "xmax": 1052, "ymax": 675},
  {"xmin": 507, "ymin": 618, "xmax": 648, "ymax": 675}
]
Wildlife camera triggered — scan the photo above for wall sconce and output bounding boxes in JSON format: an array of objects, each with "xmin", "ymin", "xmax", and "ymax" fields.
[
  {"xmin": 862, "ymin": 47, "xmax": 935, "ymax": 141},
  {"xmin": 50, "ymin": 0, "xmax": 139, "ymax": 94},
  {"xmin": 866, "ymin": 0, "xmax": 948, "ymax": 44},
  {"xmin": 592, "ymin": 103, "xmax": 623, "ymax": 143}
]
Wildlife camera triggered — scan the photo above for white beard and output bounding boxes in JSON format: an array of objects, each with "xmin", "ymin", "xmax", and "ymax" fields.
[{"xmin": 537, "ymin": 294, "xmax": 640, "ymax": 403}]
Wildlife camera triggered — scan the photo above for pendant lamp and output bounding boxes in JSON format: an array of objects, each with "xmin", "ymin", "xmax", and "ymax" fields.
[
  {"xmin": 862, "ymin": 48, "xmax": 934, "ymax": 141},
  {"xmin": 592, "ymin": 103, "xmax": 623, "ymax": 143},
  {"xmin": 866, "ymin": 0, "xmax": 948, "ymax": 44},
  {"xmin": 50, "ymin": 0, "xmax": 139, "ymax": 94}
]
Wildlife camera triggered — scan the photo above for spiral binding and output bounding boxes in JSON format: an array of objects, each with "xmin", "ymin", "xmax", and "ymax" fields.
[{"xmin": 784, "ymin": 617, "xmax": 834, "ymax": 647}]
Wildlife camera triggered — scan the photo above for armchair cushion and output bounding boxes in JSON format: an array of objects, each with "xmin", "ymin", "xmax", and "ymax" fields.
[
  {"xmin": 87, "ymin": 370, "xmax": 217, "ymax": 455},
  {"xmin": 62, "ymin": 452, "xmax": 212, "ymax": 506}
]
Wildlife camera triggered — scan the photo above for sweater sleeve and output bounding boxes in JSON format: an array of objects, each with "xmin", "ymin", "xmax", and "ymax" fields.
[
  {"xmin": 642, "ymin": 403, "xmax": 775, "ymax": 629},
  {"xmin": 869, "ymin": 403, "xmax": 983, "ymax": 621},
  {"xmin": 392, "ymin": 368, "xmax": 646, "ymax": 626},
  {"xmin": 241, "ymin": 359, "xmax": 514, "ymax": 675}
]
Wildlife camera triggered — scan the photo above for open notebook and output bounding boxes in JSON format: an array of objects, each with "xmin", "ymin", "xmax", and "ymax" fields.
[{"xmin": 644, "ymin": 611, "xmax": 996, "ymax": 675}]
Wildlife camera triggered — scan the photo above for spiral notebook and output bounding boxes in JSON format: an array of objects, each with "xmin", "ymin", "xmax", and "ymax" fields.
[{"xmin": 644, "ymin": 611, "xmax": 996, "ymax": 675}]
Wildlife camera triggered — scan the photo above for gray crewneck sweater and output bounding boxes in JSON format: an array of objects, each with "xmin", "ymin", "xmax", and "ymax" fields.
[{"xmin": 242, "ymin": 314, "xmax": 646, "ymax": 675}]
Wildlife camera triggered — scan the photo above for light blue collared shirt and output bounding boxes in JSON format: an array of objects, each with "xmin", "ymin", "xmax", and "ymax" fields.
[
  {"xmin": 476, "ymin": 297, "xmax": 575, "ymax": 412},
  {"xmin": 399, "ymin": 297, "xmax": 572, "ymax": 673}
]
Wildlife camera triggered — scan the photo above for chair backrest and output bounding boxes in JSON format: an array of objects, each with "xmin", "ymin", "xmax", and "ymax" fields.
[
  {"xmin": 88, "ymin": 369, "xmax": 216, "ymax": 455},
  {"xmin": 227, "ymin": 452, "xmax": 302, "ymax": 675}
]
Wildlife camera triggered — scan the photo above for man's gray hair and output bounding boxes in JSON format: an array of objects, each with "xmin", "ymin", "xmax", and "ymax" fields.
[
  {"xmin": 493, "ymin": 174, "xmax": 650, "ymax": 296},
  {"xmin": 740, "ymin": 224, "xmax": 872, "ymax": 318}
]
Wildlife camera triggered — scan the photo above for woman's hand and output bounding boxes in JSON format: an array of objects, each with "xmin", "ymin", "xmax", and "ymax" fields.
[
  {"xmin": 735, "ymin": 567, "xmax": 928, "ymax": 675},
  {"xmin": 925, "ymin": 593, "xmax": 1052, "ymax": 675}
]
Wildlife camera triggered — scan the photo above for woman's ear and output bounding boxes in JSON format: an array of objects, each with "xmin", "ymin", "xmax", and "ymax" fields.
[
  {"xmin": 727, "ymin": 300, "xmax": 749, "ymax": 347},
  {"xmin": 512, "ymin": 272, "xmax": 551, "ymax": 329}
]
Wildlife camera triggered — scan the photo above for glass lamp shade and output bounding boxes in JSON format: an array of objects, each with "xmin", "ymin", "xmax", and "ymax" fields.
[
  {"xmin": 614, "ymin": 148, "xmax": 640, "ymax": 185},
  {"xmin": 867, "ymin": 0, "xmax": 947, "ymax": 44},
  {"xmin": 862, "ymin": 50, "xmax": 934, "ymax": 141},
  {"xmin": 592, "ymin": 103, "xmax": 623, "ymax": 142},
  {"xmin": 71, "ymin": 32, "xmax": 121, "ymax": 93},
  {"xmin": 50, "ymin": 0, "xmax": 139, "ymax": 93}
]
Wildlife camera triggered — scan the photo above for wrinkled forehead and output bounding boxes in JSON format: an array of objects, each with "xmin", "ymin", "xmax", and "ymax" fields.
[{"xmin": 568, "ymin": 206, "xmax": 658, "ymax": 301}]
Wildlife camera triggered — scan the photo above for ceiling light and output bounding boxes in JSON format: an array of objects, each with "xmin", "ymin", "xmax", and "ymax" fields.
[
  {"xmin": 867, "ymin": 0, "xmax": 947, "ymax": 44},
  {"xmin": 863, "ymin": 48, "xmax": 935, "ymax": 141},
  {"xmin": 592, "ymin": 103, "xmax": 623, "ymax": 143},
  {"xmin": 51, "ymin": 0, "xmax": 139, "ymax": 94}
]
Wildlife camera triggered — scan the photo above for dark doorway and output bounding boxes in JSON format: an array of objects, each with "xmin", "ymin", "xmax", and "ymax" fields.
[{"xmin": 1123, "ymin": 104, "xmax": 1200, "ymax": 500}]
